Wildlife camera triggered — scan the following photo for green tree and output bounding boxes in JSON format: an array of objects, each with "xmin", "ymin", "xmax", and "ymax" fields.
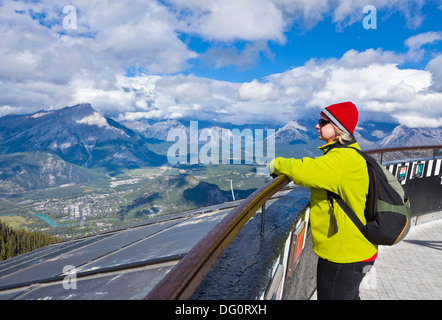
[{"xmin": 0, "ymin": 220, "xmax": 61, "ymax": 261}]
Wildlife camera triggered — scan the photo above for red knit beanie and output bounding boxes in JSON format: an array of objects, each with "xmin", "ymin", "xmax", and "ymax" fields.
[{"xmin": 320, "ymin": 101, "xmax": 358, "ymax": 135}]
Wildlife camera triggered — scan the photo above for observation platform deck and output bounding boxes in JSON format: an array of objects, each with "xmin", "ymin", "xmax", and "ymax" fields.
[{"xmin": 360, "ymin": 218, "xmax": 442, "ymax": 300}]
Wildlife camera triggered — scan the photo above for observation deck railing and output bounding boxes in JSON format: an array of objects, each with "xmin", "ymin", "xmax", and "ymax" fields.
[
  {"xmin": 364, "ymin": 145, "xmax": 441, "ymax": 164},
  {"xmin": 144, "ymin": 145, "xmax": 441, "ymax": 300}
]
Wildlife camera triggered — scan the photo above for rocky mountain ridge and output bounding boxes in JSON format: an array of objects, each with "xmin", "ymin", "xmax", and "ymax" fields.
[
  {"xmin": 0, "ymin": 104, "xmax": 167, "ymax": 171},
  {"xmin": 0, "ymin": 104, "xmax": 439, "ymax": 180},
  {"xmin": 125, "ymin": 118, "xmax": 440, "ymax": 147}
]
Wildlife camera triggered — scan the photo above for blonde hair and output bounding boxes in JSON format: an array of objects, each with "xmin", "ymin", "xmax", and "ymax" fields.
[{"xmin": 332, "ymin": 124, "xmax": 354, "ymax": 145}]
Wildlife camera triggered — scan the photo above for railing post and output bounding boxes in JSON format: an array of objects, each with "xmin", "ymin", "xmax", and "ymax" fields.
[{"xmin": 261, "ymin": 204, "xmax": 266, "ymax": 235}]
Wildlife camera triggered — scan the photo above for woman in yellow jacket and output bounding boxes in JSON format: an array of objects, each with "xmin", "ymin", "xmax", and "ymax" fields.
[{"xmin": 270, "ymin": 101, "xmax": 377, "ymax": 300}]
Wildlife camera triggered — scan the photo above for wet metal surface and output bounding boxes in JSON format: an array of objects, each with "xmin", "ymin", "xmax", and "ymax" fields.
[
  {"xmin": 192, "ymin": 187, "xmax": 310, "ymax": 299},
  {"xmin": 0, "ymin": 207, "xmax": 230, "ymax": 299}
]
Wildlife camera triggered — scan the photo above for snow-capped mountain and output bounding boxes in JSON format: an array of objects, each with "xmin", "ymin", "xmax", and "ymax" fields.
[
  {"xmin": 122, "ymin": 119, "xmax": 189, "ymax": 141},
  {"xmin": 3, "ymin": 103, "xmax": 437, "ymax": 172},
  {"xmin": 0, "ymin": 104, "xmax": 166, "ymax": 170},
  {"xmin": 272, "ymin": 120, "xmax": 313, "ymax": 144},
  {"xmin": 378, "ymin": 125, "xmax": 441, "ymax": 148},
  {"xmin": 124, "ymin": 117, "xmax": 440, "ymax": 152}
]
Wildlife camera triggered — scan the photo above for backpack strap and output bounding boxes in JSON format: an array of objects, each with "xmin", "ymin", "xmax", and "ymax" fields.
[
  {"xmin": 325, "ymin": 143, "xmax": 368, "ymax": 234},
  {"xmin": 327, "ymin": 191, "xmax": 365, "ymax": 233},
  {"xmin": 327, "ymin": 191, "xmax": 339, "ymax": 234},
  {"xmin": 323, "ymin": 136, "xmax": 357, "ymax": 155}
]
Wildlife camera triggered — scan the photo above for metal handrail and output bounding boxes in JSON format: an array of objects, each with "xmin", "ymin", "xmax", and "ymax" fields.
[
  {"xmin": 144, "ymin": 174, "xmax": 291, "ymax": 300},
  {"xmin": 144, "ymin": 144, "xmax": 441, "ymax": 300},
  {"xmin": 364, "ymin": 145, "xmax": 441, "ymax": 155},
  {"xmin": 364, "ymin": 144, "xmax": 441, "ymax": 164}
]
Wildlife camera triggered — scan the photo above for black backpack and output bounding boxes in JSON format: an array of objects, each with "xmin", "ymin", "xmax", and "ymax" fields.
[{"xmin": 328, "ymin": 147, "xmax": 411, "ymax": 246}]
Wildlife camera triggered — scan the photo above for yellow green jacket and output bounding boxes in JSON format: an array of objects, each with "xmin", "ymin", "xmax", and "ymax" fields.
[{"xmin": 270, "ymin": 141, "xmax": 378, "ymax": 263}]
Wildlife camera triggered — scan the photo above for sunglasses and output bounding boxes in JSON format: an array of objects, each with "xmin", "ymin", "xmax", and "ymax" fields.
[{"xmin": 318, "ymin": 118, "xmax": 331, "ymax": 127}]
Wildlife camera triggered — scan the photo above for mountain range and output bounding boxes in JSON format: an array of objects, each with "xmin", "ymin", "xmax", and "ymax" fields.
[
  {"xmin": 0, "ymin": 103, "xmax": 440, "ymax": 180},
  {"xmin": 122, "ymin": 117, "xmax": 441, "ymax": 158},
  {"xmin": 375, "ymin": 125, "xmax": 441, "ymax": 148}
]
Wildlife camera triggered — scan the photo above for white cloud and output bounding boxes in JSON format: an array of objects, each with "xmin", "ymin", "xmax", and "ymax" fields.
[
  {"xmin": 332, "ymin": 0, "xmax": 426, "ymax": 29},
  {"xmin": 76, "ymin": 112, "xmax": 111, "ymax": 128},
  {"xmin": 395, "ymin": 113, "xmax": 442, "ymax": 128},
  {"xmin": 168, "ymin": 0, "xmax": 287, "ymax": 42},
  {"xmin": 166, "ymin": 0, "xmax": 430, "ymax": 42},
  {"xmin": 316, "ymin": 64, "xmax": 431, "ymax": 105},
  {"xmin": 405, "ymin": 31, "xmax": 442, "ymax": 49},
  {"xmin": 284, "ymin": 52, "xmax": 440, "ymax": 127},
  {"xmin": 114, "ymin": 74, "xmax": 240, "ymax": 122},
  {"xmin": 87, "ymin": 1, "xmax": 198, "ymax": 73},
  {"xmin": 238, "ymin": 80, "xmax": 279, "ymax": 101},
  {"xmin": 337, "ymin": 48, "xmax": 404, "ymax": 68},
  {"xmin": 112, "ymin": 48, "xmax": 441, "ymax": 127},
  {"xmin": 0, "ymin": 1, "xmax": 197, "ymax": 80},
  {"xmin": 272, "ymin": 0, "xmax": 427, "ymax": 30},
  {"xmin": 405, "ymin": 31, "xmax": 442, "ymax": 61},
  {"xmin": 0, "ymin": 0, "xmax": 199, "ymax": 114},
  {"xmin": 426, "ymin": 54, "xmax": 442, "ymax": 92},
  {"xmin": 0, "ymin": 0, "xmax": 440, "ymax": 129}
]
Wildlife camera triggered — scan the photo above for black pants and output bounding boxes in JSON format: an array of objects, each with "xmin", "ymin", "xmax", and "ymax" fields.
[{"xmin": 316, "ymin": 257, "xmax": 375, "ymax": 300}]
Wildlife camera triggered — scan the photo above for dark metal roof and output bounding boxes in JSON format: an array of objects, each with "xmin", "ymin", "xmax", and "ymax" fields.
[
  {"xmin": 0, "ymin": 189, "xmax": 294, "ymax": 300},
  {"xmin": 0, "ymin": 204, "xmax": 231, "ymax": 300}
]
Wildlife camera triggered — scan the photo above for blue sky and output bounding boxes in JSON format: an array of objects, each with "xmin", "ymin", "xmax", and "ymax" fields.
[
  {"xmin": 0, "ymin": 0, "xmax": 441, "ymax": 127},
  {"xmin": 185, "ymin": 3, "xmax": 442, "ymax": 82}
]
